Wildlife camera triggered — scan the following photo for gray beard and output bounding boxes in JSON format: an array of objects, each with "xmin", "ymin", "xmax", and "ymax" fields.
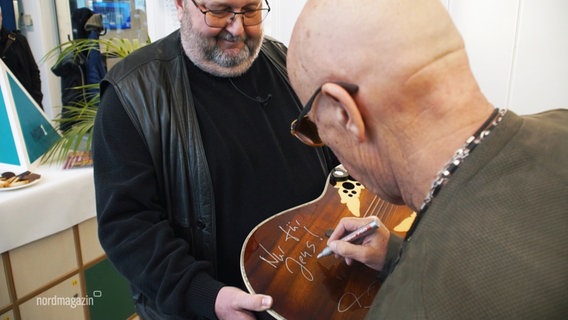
[{"xmin": 180, "ymin": 14, "xmax": 263, "ymax": 77}]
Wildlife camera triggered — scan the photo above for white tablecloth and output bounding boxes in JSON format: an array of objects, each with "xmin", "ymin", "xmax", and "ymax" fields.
[{"xmin": 0, "ymin": 165, "xmax": 95, "ymax": 253}]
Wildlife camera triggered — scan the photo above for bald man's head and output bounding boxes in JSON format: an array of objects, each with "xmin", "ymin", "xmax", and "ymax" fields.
[
  {"xmin": 287, "ymin": 0, "xmax": 493, "ymax": 208},
  {"xmin": 288, "ymin": 0, "xmax": 465, "ymax": 103}
]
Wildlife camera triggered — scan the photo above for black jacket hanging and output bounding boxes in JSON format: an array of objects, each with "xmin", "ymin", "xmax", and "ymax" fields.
[{"xmin": 0, "ymin": 28, "xmax": 43, "ymax": 109}]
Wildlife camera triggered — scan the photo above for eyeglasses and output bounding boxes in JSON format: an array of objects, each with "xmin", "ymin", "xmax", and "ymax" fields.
[
  {"xmin": 191, "ymin": 0, "xmax": 271, "ymax": 28},
  {"xmin": 290, "ymin": 82, "xmax": 359, "ymax": 147}
]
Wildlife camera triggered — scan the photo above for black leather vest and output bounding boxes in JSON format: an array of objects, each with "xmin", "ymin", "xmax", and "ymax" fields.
[{"xmin": 100, "ymin": 30, "xmax": 293, "ymax": 273}]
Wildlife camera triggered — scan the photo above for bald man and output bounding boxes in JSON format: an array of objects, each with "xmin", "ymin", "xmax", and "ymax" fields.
[{"xmin": 287, "ymin": 0, "xmax": 568, "ymax": 318}]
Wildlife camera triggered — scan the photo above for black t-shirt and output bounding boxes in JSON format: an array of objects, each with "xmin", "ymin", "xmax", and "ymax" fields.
[{"xmin": 186, "ymin": 52, "xmax": 334, "ymax": 286}]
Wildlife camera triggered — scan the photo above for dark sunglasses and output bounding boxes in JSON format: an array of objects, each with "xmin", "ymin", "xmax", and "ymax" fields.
[{"xmin": 290, "ymin": 82, "xmax": 359, "ymax": 146}]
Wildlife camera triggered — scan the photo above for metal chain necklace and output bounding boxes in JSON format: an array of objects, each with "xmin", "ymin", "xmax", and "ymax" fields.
[
  {"xmin": 406, "ymin": 108, "xmax": 508, "ymax": 240},
  {"xmin": 419, "ymin": 108, "xmax": 508, "ymax": 213},
  {"xmin": 387, "ymin": 108, "xmax": 508, "ymax": 273}
]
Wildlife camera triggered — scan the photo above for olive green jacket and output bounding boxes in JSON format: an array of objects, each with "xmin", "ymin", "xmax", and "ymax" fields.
[{"xmin": 370, "ymin": 110, "xmax": 568, "ymax": 319}]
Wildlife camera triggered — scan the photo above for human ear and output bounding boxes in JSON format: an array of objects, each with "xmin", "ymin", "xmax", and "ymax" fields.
[
  {"xmin": 175, "ymin": 0, "xmax": 185, "ymax": 21},
  {"xmin": 320, "ymin": 83, "xmax": 365, "ymax": 142}
]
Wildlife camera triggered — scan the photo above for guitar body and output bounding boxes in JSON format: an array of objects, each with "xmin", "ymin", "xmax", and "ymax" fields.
[{"xmin": 241, "ymin": 166, "xmax": 414, "ymax": 319}]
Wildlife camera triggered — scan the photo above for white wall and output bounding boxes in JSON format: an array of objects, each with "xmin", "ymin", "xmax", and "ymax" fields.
[
  {"xmin": 146, "ymin": 0, "xmax": 179, "ymax": 41},
  {"xmin": 25, "ymin": 0, "xmax": 568, "ymax": 119},
  {"xmin": 443, "ymin": 0, "xmax": 568, "ymax": 114},
  {"xmin": 262, "ymin": 0, "xmax": 304, "ymax": 45}
]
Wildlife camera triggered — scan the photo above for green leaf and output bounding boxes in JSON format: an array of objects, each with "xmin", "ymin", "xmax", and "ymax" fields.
[{"xmin": 41, "ymin": 37, "xmax": 149, "ymax": 164}]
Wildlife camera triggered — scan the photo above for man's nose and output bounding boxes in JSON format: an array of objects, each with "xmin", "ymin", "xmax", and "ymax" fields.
[{"xmin": 225, "ymin": 13, "xmax": 246, "ymax": 36}]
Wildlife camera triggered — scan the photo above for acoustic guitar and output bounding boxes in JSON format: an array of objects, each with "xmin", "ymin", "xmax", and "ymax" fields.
[{"xmin": 240, "ymin": 165, "xmax": 415, "ymax": 319}]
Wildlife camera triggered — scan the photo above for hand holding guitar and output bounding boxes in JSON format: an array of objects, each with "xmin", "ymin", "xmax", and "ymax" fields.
[
  {"xmin": 215, "ymin": 286, "xmax": 273, "ymax": 320},
  {"xmin": 327, "ymin": 217, "xmax": 391, "ymax": 271}
]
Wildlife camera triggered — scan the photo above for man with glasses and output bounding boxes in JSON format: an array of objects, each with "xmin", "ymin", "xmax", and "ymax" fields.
[
  {"xmin": 288, "ymin": 0, "xmax": 567, "ymax": 318},
  {"xmin": 93, "ymin": 0, "xmax": 337, "ymax": 319}
]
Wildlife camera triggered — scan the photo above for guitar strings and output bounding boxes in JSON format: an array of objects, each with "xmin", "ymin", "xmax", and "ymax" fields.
[
  {"xmin": 383, "ymin": 202, "xmax": 396, "ymax": 221},
  {"xmin": 362, "ymin": 195, "xmax": 378, "ymax": 218},
  {"xmin": 364, "ymin": 195, "xmax": 383, "ymax": 218},
  {"xmin": 363, "ymin": 195, "xmax": 397, "ymax": 223},
  {"xmin": 365, "ymin": 195, "xmax": 383, "ymax": 218}
]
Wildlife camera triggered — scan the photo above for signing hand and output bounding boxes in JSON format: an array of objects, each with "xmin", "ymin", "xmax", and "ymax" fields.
[
  {"xmin": 215, "ymin": 286, "xmax": 273, "ymax": 320},
  {"xmin": 327, "ymin": 216, "xmax": 390, "ymax": 270}
]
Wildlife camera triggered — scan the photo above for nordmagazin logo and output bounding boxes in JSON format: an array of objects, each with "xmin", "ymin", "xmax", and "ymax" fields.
[{"xmin": 35, "ymin": 290, "xmax": 102, "ymax": 309}]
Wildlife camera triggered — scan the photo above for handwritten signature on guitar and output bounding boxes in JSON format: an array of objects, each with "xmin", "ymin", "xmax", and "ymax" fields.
[
  {"xmin": 256, "ymin": 218, "xmax": 375, "ymax": 312},
  {"xmin": 258, "ymin": 219, "xmax": 320, "ymax": 281}
]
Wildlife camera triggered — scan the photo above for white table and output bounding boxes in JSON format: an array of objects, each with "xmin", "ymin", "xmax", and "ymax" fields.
[{"xmin": 0, "ymin": 165, "xmax": 95, "ymax": 253}]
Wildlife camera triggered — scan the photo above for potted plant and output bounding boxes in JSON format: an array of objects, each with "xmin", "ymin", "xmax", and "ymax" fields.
[{"xmin": 41, "ymin": 37, "xmax": 147, "ymax": 164}]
